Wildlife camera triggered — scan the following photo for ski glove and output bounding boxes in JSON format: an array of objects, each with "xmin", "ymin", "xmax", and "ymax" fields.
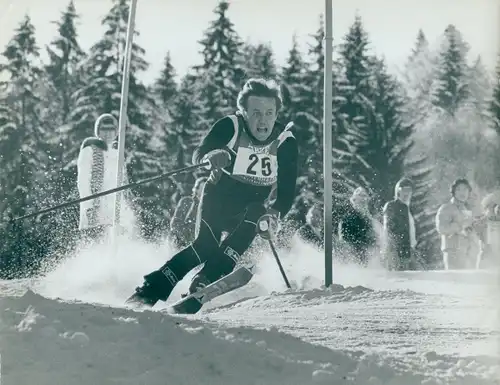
[
  {"xmin": 202, "ymin": 149, "xmax": 231, "ymax": 170},
  {"xmin": 257, "ymin": 208, "xmax": 280, "ymax": 240}
]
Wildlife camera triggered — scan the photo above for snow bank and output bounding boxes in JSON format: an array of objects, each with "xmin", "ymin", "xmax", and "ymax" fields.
[
  {"xmin": 1, "ymin": 290, "xmax": 497, "ymax": 385},
  {"xmin": 0, "ymin": 291, "xmax": 398, "ymax": 385},
  {"xmin": 1, "ymin": 236, "xmax": 497, "ymax": 385}
]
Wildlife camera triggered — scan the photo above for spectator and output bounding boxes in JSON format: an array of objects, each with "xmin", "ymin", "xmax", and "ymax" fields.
[
  {"xmin": 382, "ymin": 178, "xmax": 417, "ymax": 270},
  {"xmin": 77, "ymin": 113, "xmax": 134, "ymax": 243},
  {"xmin": 169, "ymin": 176, "xmax": 208, "ymax": 249},
  {"xmin": 478, "ymin": 191, "xmax": 500, "ymax": 268},
  {"xmin": 293, "ymin": 202, "xmax": 324, "ymax": 250},
  {"xmin": 338, "ymin": 187, "xmax": 378, "ymax": 265},
  {"xmin": 435, "ymin": 178, "xmax": 484, "ymax": 270}
]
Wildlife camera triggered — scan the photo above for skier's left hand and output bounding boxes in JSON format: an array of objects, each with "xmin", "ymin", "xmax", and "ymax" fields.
[{"xmin": 257, "ymin": 208, "xmax": 280, "ymax": 240}]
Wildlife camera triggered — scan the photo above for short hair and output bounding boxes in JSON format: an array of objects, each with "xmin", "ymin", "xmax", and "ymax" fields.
[
  {"xmin": 237, "ymin": 78, "xmax": 283, "ymax": 113},
  {"xmin": 450, "ymin": 178, "xmax": 471, "ymax": 196}
]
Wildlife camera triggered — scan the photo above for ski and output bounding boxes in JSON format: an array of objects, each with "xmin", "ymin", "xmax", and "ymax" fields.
[{"xmin": 170, "ymin": 266, "xmax": 254, "ymax": 314}]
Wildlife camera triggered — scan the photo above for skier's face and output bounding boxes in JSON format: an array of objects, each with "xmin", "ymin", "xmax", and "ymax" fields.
[
  {"xmin": 244, "ymin": 96, "xmax": 278, "ymax": 141},
  {"xmin": 454, "ymin": 184, "xmax": 470, "ymax": 202}
]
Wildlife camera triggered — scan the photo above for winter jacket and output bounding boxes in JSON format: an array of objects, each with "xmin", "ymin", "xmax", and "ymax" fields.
[
  {"xmin": 77, "ymin": 137, "xmax": 134, "ymax": 231},
  {"xmin": 382, "ymin": 199, "xmax": 415, "ymax": 269},
  {"xmin": 338, "ymin": 204, "xmax": 377, "ymax": 263},
  {"xmin": 435, "ymin": 198, "xmax": 482, "ymax": 252}
]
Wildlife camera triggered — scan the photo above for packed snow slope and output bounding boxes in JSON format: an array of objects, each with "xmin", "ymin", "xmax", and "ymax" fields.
[{"xmin": 0, "ymin": 236, "xmax": 499, "ymax": 385}]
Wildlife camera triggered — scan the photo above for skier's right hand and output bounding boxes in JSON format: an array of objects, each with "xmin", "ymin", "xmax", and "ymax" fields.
[{"xmin": 202, "ymin": 149, "xmax": 231, "ymax": 170}]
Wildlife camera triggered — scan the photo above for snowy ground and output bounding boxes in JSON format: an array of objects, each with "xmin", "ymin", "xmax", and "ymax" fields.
[{"xmin": 0, "ymin": 235, "xmax": 499, "ymax": 385}]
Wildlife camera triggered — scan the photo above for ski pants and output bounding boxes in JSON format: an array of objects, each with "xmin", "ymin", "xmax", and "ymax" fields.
[{"xmin": 155, "ymin": 190, "xmax": 267, "ymax": 297}]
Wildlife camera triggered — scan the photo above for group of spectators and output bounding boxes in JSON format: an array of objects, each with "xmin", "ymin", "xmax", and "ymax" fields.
[{"xmin": 292, "ymin": 178, "xmax": 500, "ymax": 270}]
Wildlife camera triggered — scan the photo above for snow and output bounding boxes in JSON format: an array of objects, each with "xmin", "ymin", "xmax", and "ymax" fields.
[{"xmin": 0, "ymin": 236, "xmax": 498, "ymax": 385}]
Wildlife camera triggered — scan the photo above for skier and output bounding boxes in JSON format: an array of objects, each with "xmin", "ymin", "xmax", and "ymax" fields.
[{"xmin": 127, "ymin": 78, "xmax": 299, "ymax": 307}]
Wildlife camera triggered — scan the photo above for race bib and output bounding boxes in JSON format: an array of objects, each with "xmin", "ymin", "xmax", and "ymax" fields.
[{"xmin": 232, "ymin": 146, "xmax": 277, "ymax": 182}]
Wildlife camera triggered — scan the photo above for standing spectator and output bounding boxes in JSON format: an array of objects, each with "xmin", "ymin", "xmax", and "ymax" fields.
[
  {"xmin": 382, "ymin": 178, "xmax": 417, "ymax": 270},
  {"xmin": 338, "ymin": 187, "xmax": 379, "ymax": 265},
  {"xmin": 169, "ymin": 176, "xmax": 208, "ymax": 249},
  {"xmin": 435, "ymin": 178, "xmax": 484, "ymax": 270},
  {"xmin": 293, "ymin": 202, "xmax": 324, "ymax": 250},
  {"xmin": 478, "ymin": 191, "xmax": 500, "ymax": 268},
  {"xmin": 77, "ymin": 113, "xmax": 134, "ymax": 243}
]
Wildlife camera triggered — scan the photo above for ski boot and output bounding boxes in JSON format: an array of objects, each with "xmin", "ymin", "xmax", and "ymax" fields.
[
  {"xmin": 125, "ymin": 270, "xmax": 175, "ymax": 308},
  {"xmin": 180, "ymin": 274, "xmax": 211, "ymax": 299}
]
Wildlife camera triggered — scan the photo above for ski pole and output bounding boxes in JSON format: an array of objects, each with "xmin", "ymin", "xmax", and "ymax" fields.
[
  {"xmin": 268, "ymin": 239, "xmax": 291, "ymax": 289},
  {"xmin": 14, "ymin": 162, "xmax": 209, "ymax": 222}
]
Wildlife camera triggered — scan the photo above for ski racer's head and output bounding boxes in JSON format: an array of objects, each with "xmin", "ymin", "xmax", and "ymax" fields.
[
  {"xmin": 395, "ymin": 178, "xmax": 413, "ymax": 205},
  {"xmin": 451, "ymin": 178, "xmax": 472, "ymax": 203},
  {"xmin": 237, "ymin": 78, "xmax": 282, "ymax": 142},
  {"xmin": 94, "ymin": 113, "xmax": 118, "ymax": 146}
]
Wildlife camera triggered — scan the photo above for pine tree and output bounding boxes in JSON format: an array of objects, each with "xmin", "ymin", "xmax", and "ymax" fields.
[
  {"xmin": 196, "ymin": 0, "xmax": 244, "ymax": 121},
  {"xmin": 149, "ymin": 51, "xmax": 181, "ymax": 226},
  {"xmin": 0, "ymin": 15, "xmax": 52, "ymax": 276},
  {"xmin": 153, "ymin": 51, "xmax": 177, "ymax": 112},
  {"xmin": 45, "ymin": 0, "xmax": 85, "ymax": 124},
  {"xmin": 169, "ymin": 72, "xmax": 207, "ymax": 207},
  {"xmin": 280, "ymin": 34, "xmax": 310, "ymax": 125},
  {"xmin": 489, "ymin": 54, "xmax": 500, "ymax": 137},
  {"xmin": 0, "ymin": 15, "xmax": 45, "ymax": 208},
  {"xmin": 431, "ymin": 25, "xmax": 470, "ymax": 115},
  {"xmin": 331, "ymin": 14, "xmax": 376, "ymax": 218},
  {"xmin": 40, "ymin": 0, "xmax": 87, "ymax": 233},
  {"xmin": 333, "ymin": 14, "xmax": 375, "ymax": 156},
  {"xmin": 303, "ymin": 15, "xmax": 326, "ymax": 172},
  {"xmin": 76, "ymin": 0, "xmax": 162, "ymax": 237},
  {"xmin": 402, "ymin": 29, "xmax": 438, "ymax": 125},
  {"xmin": 466, "ymin": 56, "xmax": 492, "ymax": 119},
  {"xmin": 151, "ymin": 51, "xmax": 178, "ymax": 164},
  {"xmin": 288, "ymin": 17, "xmax": 326, "ymax": 221},
  {"xmin": 241, "ymin": 42, "xmax": 277, "ymax": 80}
]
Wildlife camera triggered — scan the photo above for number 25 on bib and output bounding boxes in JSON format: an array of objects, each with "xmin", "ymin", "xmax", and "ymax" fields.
[{"xmin": 232, "ymin": 147, "xmax": 277, "ymax": 186}]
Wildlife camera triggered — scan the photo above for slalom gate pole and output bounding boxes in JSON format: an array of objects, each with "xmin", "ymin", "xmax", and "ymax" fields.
[
  {"xmin": 13, "ymin": 162, "xmax": 209, "ymax": 222},
  {"xmin": 112, "ymin": 0, "xmax": 138, "ymax": 247},
  {"xmin": 323, "ymin": 0, "xmax": 334, "ymax": 287},
  {"xmin": 268, "ymin": 239, "xmax": 291, "ymax": 289}
]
